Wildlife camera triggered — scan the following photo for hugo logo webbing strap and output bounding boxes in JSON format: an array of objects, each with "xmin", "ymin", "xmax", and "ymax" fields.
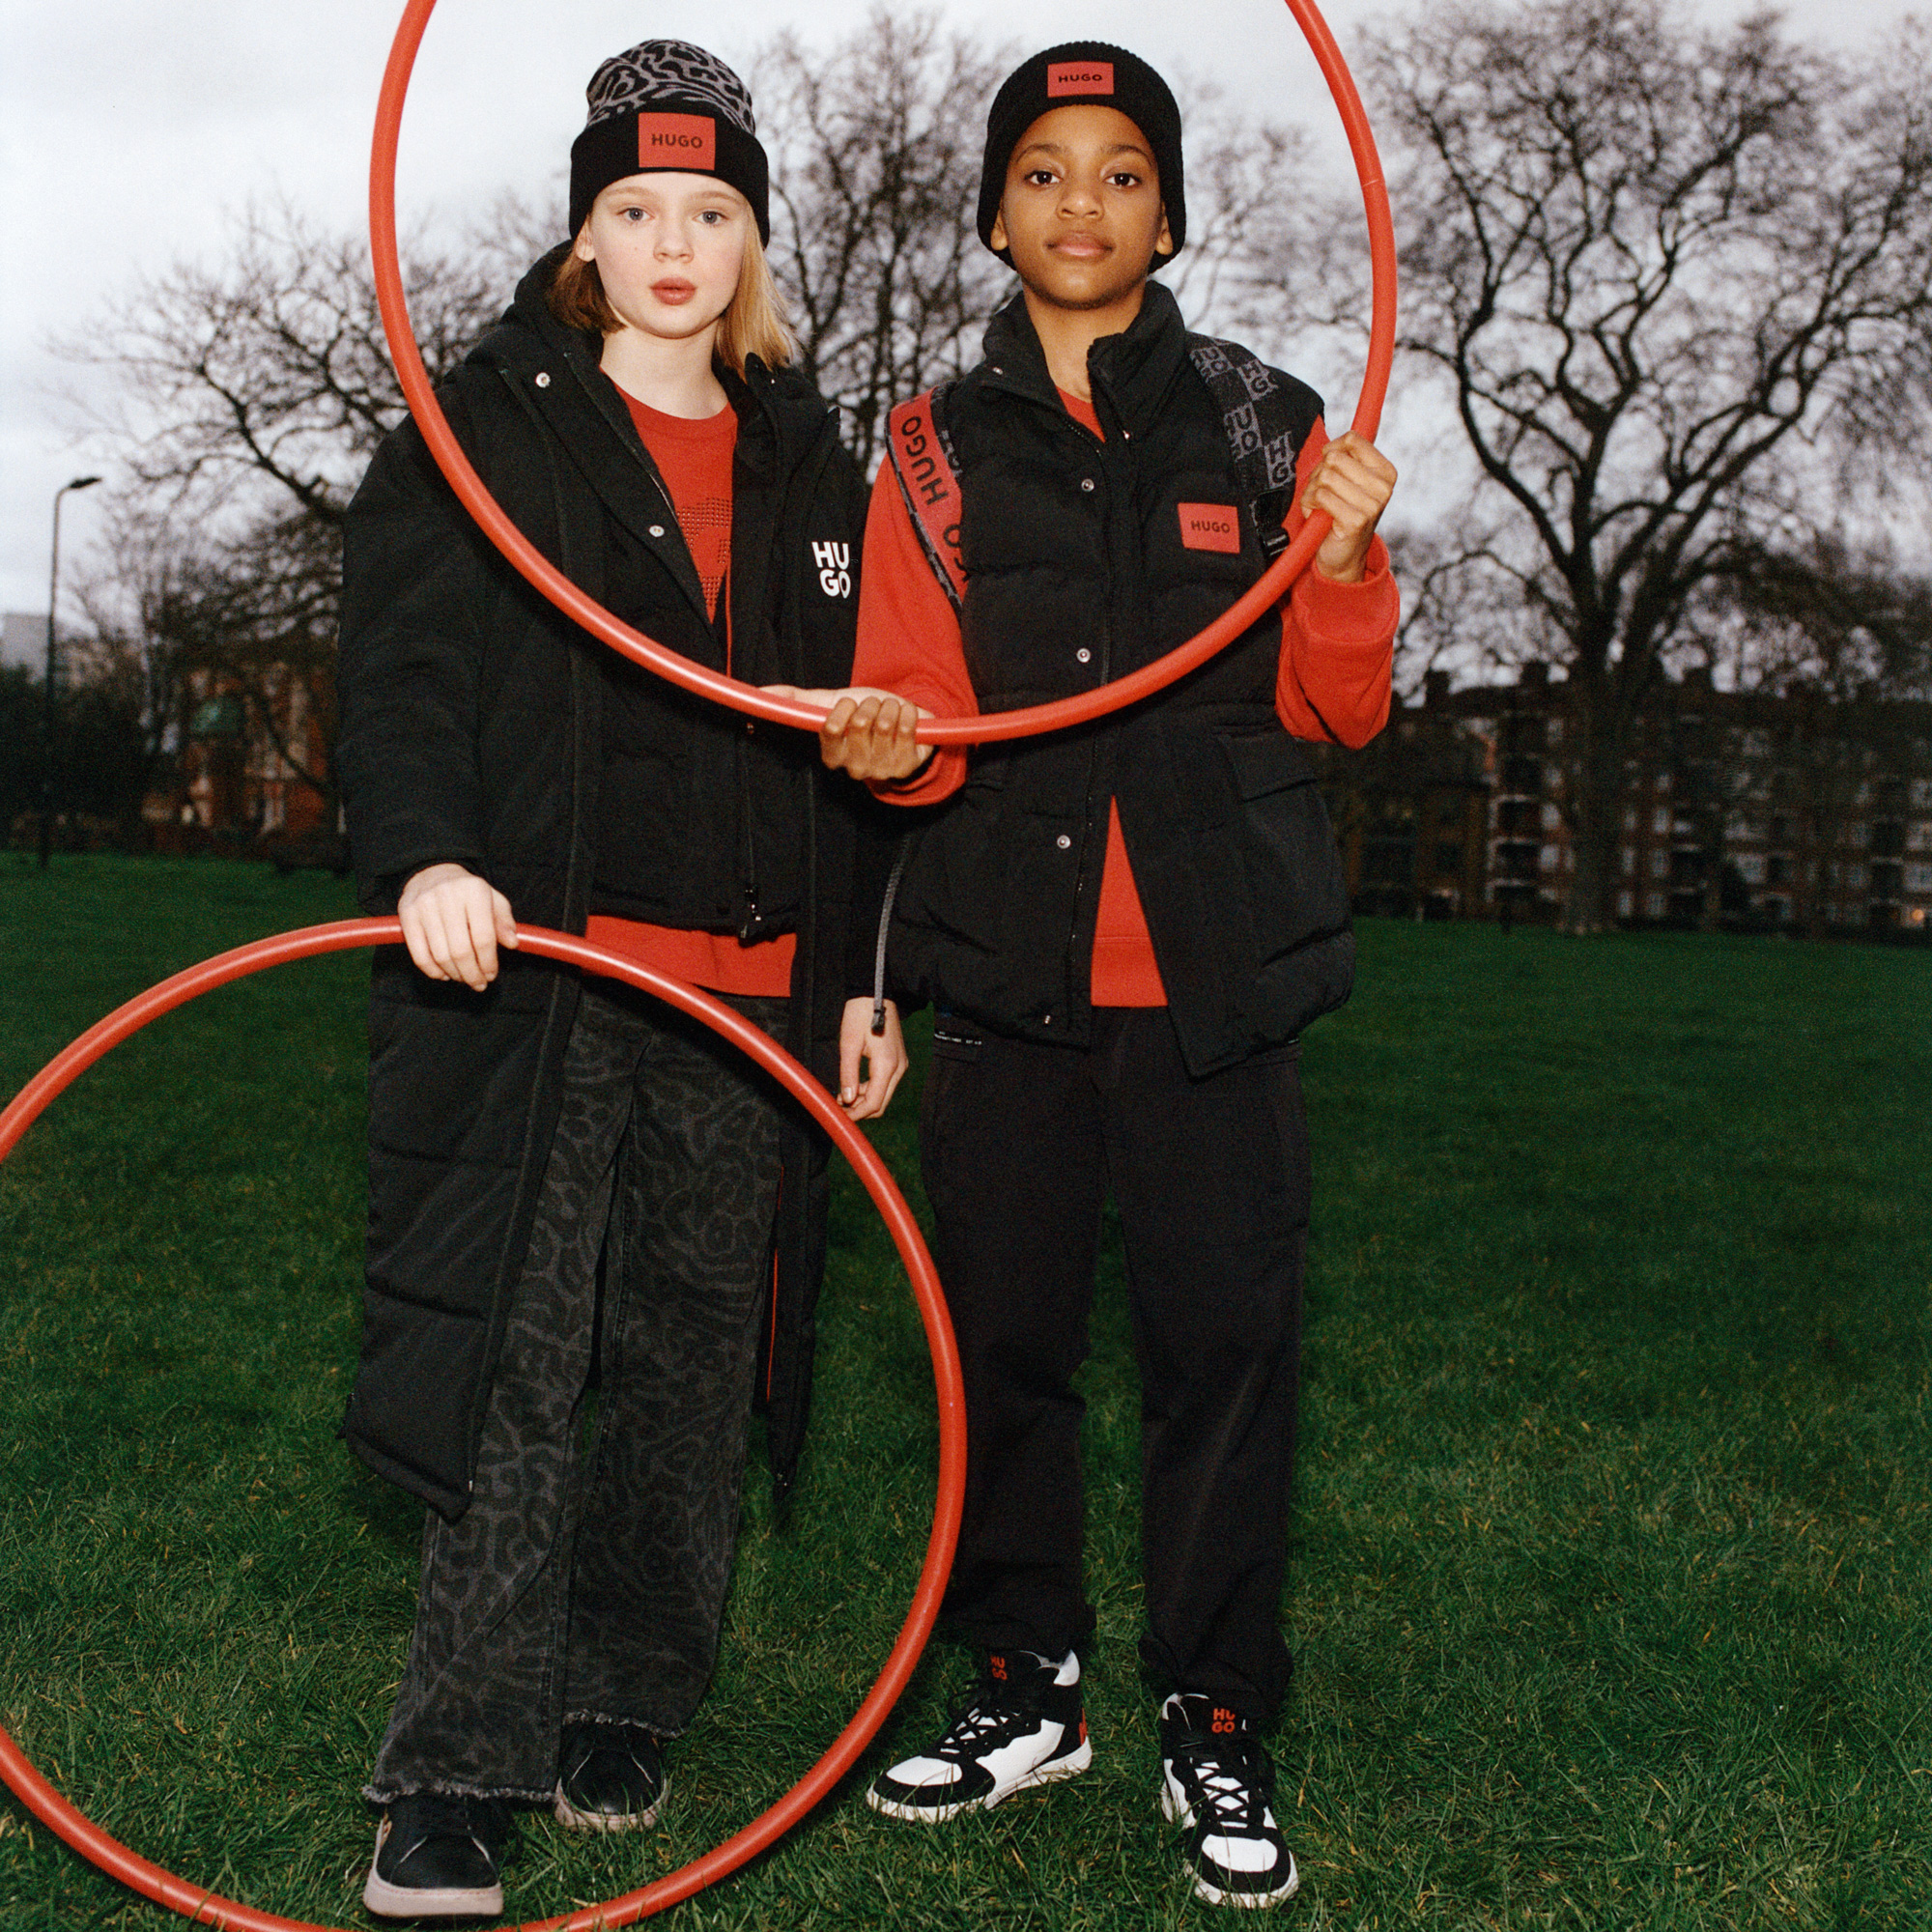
[
  {"xmin": 1185, "ymin": 337, "xmax": 1321, "ymax": 563},
  {"xmin": 886, "ymin": 384, "xmax": 966, "ymax": 614}
]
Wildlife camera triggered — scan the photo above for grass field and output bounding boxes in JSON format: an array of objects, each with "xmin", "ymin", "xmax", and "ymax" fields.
[{"xmin": 0, "ymin": 854, "xmax": 1926, "ymax": 1930}]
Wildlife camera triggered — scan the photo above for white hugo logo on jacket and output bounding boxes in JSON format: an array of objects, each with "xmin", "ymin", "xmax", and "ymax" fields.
[{"xmin": 812, "ymin": 542, "xmax": 852, "ymax": 599}]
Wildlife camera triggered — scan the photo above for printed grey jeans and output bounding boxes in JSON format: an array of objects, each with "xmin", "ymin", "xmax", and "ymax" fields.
[{"xmin": 365, "ymin": 980, "xmax": 790, "ymax": 1803}]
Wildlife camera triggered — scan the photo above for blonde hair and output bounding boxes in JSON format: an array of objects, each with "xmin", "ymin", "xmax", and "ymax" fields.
[{"xmin": 548, "ymin": 220, "xmax": 794, "ymax": 377}]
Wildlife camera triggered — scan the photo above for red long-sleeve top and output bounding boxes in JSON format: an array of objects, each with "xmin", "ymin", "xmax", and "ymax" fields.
[{"xmin": 855, "ymin": 394, "xmax": 1398, "ymax": 1005}]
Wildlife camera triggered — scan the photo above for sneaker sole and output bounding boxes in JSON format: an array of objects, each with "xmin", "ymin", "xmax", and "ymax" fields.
[
  {"xmin": 867, "ymin": 1736, "xmax": 1093, "ymax": 1823},
  {"xmin": 363, "ymin": 1864, "xmax": 504, "ymax": 1920},
  {"xmin": 1160, "ymin": 1782, "xmax": 1299, "ymax": 1909},
  {"xmin": 554, "ymin": 1776, "xmax": 667, "ymax": 1834}
]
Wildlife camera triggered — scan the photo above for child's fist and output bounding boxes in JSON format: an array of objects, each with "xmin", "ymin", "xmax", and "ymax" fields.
[{"xmin": 1301, "ymin": 432, "xmax": 1397, "ymax": 584}]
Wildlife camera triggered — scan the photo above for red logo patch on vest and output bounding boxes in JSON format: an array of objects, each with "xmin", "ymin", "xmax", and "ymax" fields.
[
  {"xmin": 1047, "ymin": 61, "xmax": 1114, "ymax": 97},
  {"xmin": 637, "ymin": 113, "xmax": 716, "ymax": 170},
  {"xmin": 1179, "ymin": 503, "xmax": 1240, "ymax": 554}
]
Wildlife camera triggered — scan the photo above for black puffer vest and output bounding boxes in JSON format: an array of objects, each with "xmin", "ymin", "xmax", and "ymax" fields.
[{"xmin": 890, "ymin": 285, "xmax": 1354, "ymax": 1076}]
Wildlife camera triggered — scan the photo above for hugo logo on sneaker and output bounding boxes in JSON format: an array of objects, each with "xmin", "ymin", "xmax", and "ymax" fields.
[
  {"xmin": 1048, "ymin": 61, "xmax": 1115, "ymax": 96},
  {"xmin": 989, "ymin": 1655, "xmax": 1008, "ymax": 1681},
  {"xmin": 1179, "ymin": 503, "xmax": 1241, "ymax": 554},
  {"xmin": 637, "ymin": 113, "xmax": 716, "ymax": 169},
  {"xmin": 1211, "ymin": 1708, "xmax": 1238, "ymax": 1734}
]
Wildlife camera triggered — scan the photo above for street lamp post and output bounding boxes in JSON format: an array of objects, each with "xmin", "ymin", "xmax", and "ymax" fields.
[{"xmin": 39, "ymin": 474, "xmax": 101, "ymax": 871}]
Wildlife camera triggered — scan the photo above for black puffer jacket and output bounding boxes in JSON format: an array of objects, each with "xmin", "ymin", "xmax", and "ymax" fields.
[
  {"xmin": 335, "ymin": 246, "xmax": 878, "ymax": 1520},
  {"xmin": 891, "ymin": 285, "xmax": 1354, "ymax": 1076}
]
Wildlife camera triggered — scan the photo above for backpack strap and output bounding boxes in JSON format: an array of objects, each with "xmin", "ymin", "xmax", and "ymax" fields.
[
  {"xmin": 886, "ymin": 384, "xmax": 966, "ymax": 614},
  {"xmin": 1185, "ymin": 337, "xmax": 1322, "ymax": 562}
]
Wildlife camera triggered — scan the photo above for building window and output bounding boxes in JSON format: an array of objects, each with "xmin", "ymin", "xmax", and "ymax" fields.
[
  {"xmin": 1654, "ymin": 806, "xmax": 1670, "ymax": 835},
  {"xmin": 1621, "ymin": 846, "xmax": 1635, "ymax": 876},
  {"xmin": 1655, "ymin": 771, "xmax": 1671, "ymax": 793},
  {"xmin": 1622, "ymin": 804, "xmax": 1637, "ymax": 833},
  {"xmin": 1908, "ymin": 822, "xmax": 1932, "ymax": 852},
  {"xmin": 1651, "ymin": 850, "xmax": 1669, "ymax": 879},
  {"xmin": 1906, "ymin": 863, "xmax": 1932, "ymax": 893},
  {"xmin": 1848, "ymin": 822, "xmax": 1868, "ymax": 848},
  {"xmin": 1617, "ymin": 890, "xmax": 1634, "ymax": 918},
  {"xmin": 1736, "ymin": 854, "xmax": 1765, "ymax": 884},
  {"xmin": 1542, "ymin": 802, "xmax": 1561, "ymax": 831},
  {"xmin": 1846, "ymin": 864, "xmax": 1866, "ymax": 891},
  {"xmin": 1540, "ymin": 843, "xmax": 1560, "ymax": 871},
  {"xmin": 1647, "ymin": 893, "xmax": 1667, "ymax": 918}
]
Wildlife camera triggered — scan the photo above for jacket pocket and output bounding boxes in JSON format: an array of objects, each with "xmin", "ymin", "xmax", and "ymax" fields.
[{"xmin": 1215, "ymin": 728, "xmax": 1348, "ymax": 967}]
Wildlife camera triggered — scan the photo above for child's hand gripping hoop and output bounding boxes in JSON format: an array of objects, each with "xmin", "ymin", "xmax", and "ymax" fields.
[
  {"xmin": 0, "ymin": 923, "xmax": 965, "ymax": 1932},
  {"xmin": 367, "ymin": 0, "xmax": 1397, "ymax": 748}
]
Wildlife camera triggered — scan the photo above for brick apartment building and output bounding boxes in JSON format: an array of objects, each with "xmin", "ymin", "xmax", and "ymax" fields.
[
  {"xmin": 150, "ymin": 664, "xmax": 335, "ymax": 851},
  {"xmin": 1319, "ymin": 664, "xmax": 1932, "ymax": 931}
]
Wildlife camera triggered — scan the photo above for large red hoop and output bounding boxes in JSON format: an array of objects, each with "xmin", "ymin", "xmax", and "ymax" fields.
[
  {"xmin": 368, "ymin": 0, "xmax": 1397, "ymax": 745},
  {"xmin": 0, "ymin": 921, "xmax": 966, "ymax": 1931}
]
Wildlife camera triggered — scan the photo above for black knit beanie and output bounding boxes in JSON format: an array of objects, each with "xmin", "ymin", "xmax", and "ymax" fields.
[
  {"xmin": 569, "ymin": 40, "xmax": 770, "ymax": 243},
  {"xmin": 977, "ymin": 43, "xmax": 1185, "ymax": 268}
]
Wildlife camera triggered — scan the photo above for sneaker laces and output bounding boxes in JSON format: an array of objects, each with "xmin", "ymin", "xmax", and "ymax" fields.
[
  {"xmin": 389, "ymin": 1792, "xmax": 511, "ymax": 1862},
  {"xmin": 932, "ymin": 1665, "xmax": 1053, "ymax": 1762},
  {"xmin": 1170, "ymin": 1730, "xmax": 1274, "ymax": 1836}
]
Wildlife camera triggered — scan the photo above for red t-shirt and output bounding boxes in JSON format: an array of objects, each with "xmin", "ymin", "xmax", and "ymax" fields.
[
  {"xmin": 620, "ymin": 389, "xmax": 735, "ymax": 623},
  {"xmin": 599, "ymin": 386, "xmax": 794, "ymax": 996},
  {"xmin": 854, "ymin": 387, "xmax": 1399, "ymax": 1008}
]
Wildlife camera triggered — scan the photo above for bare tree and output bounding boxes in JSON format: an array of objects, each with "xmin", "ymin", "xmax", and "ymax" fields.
[
  {"xmin": 1364, "ymin": 0, "xmax": 1932, "ymax": 928},
  {"xmin": 66, "ymin": 199, "xmax": 526, "ymax": 532},
  {"xmin": 755, "ymin": 9, "xmax": 1013, "ymax": 470}
]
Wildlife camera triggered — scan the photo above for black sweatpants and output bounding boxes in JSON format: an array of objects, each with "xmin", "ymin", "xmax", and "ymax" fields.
[
  {"xmin": 366, "ymin": 980, "xmax": 790, "ymax": 1803},
  {"xmin": 920, "ymin": 1007, "xmax": 1310, "ymax": 1725}
]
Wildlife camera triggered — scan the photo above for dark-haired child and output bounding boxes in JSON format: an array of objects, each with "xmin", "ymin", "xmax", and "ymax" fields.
[
  {"xmin": 806, "ymin": 43, "xmax": 1397, "ymax": 1910},
  {"xmin": 336, "ymin": 40, "xmax": 903, "ymax": 1919}
]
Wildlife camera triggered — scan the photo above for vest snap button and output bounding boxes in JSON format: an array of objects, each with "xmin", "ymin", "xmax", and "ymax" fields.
[
  {"xmin": 649, "ymin": 525, "xmax": 666, "ymax": 537},
  {"xmin": 1076, "ymin": 648, "xmax": 1092, "ymax": 665},
  {"xmin": 534, "ymin": 371, "xmax": 551, "ymax": 387},
  {"xmin": 1056, "ymin": 834, "xmax": 1072, "ymax": 849},
  {"xmin": 1080, "ymin": 477, "xmax": 1095, "ymax": 492}
]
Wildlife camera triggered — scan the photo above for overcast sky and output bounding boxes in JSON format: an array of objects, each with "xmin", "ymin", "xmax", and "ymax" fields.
[{"xmin": 0, "ymin": 0, "xmax": 1883, "ymax": 620}]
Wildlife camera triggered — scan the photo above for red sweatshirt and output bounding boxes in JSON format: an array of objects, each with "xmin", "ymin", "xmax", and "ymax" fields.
[{"xmin": 854, "ymin": 395, "xmax": 1398, "ymax": 1005}]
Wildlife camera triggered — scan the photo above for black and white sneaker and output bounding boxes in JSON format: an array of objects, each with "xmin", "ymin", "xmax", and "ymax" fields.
[
  {"xmin": 867, "ymin": 1649, "xmax": 1091, "ymax": 1822},
  {"xmin": 554, "ymin": 1719, "xmax": 667, "ymax": 1833},
  {"xmin": 1159, "ymin": 1694, "xmax": 1299, "ymax": 1909},
  {"xmin": 362, "ymin": 1792, "xmax": 510, "ymax": 1920}
]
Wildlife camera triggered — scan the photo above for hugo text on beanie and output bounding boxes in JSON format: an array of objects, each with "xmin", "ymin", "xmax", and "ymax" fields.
[
  {"xmin": 569, "ymin": 39, "xmax": 771, "ymax": 243},
  {"xmin": 977, "ymin": 43, "xmax": 1185, "ymax": 267}
]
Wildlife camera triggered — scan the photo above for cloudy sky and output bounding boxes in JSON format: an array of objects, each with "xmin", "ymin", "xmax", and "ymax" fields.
[{"xmin": 0, "ymin": 0, "xmax": 1878, "ymax": 620}]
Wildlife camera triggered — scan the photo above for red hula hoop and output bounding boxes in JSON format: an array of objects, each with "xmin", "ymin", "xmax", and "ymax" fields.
[
  {"xmin": 367, "ymin": 0, "xmax": 1397, "ymax": 746},
  {"xmin": 0, "ymin": 921, "xmax": 966, "ymax": 1932}
]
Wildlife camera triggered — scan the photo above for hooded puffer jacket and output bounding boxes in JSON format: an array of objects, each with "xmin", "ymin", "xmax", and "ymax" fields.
[{"xmin": 335, "ymin": 244, "xmax": 881, "ymax": 1520}]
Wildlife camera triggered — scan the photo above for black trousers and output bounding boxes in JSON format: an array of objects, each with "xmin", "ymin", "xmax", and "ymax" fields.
[
  {"xmin": 920, "ymin": 1007, "xmax": 1310, "ymax": 1724},
  {"xmin": 366, "ymin": 980, "xmax": 790, "ymax": 1803}
]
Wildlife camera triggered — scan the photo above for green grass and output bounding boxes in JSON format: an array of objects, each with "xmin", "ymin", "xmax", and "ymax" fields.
[{"xmin": 1, "ymin": 854, "xmax": 1926, "ymax": 1929}]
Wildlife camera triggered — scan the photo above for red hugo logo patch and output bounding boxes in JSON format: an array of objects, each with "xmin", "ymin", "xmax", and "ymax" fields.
[
  {"xmin": 638, "ymin": 113, "xmax": 716, "ymax": 170},
  {"xmin": 1178, "ymin": 502, "xmax": 1241, "ymax": 554},
  {"xmin": 1047, "ymin": 61, "xmax": 1114, "ymax": 97}
]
